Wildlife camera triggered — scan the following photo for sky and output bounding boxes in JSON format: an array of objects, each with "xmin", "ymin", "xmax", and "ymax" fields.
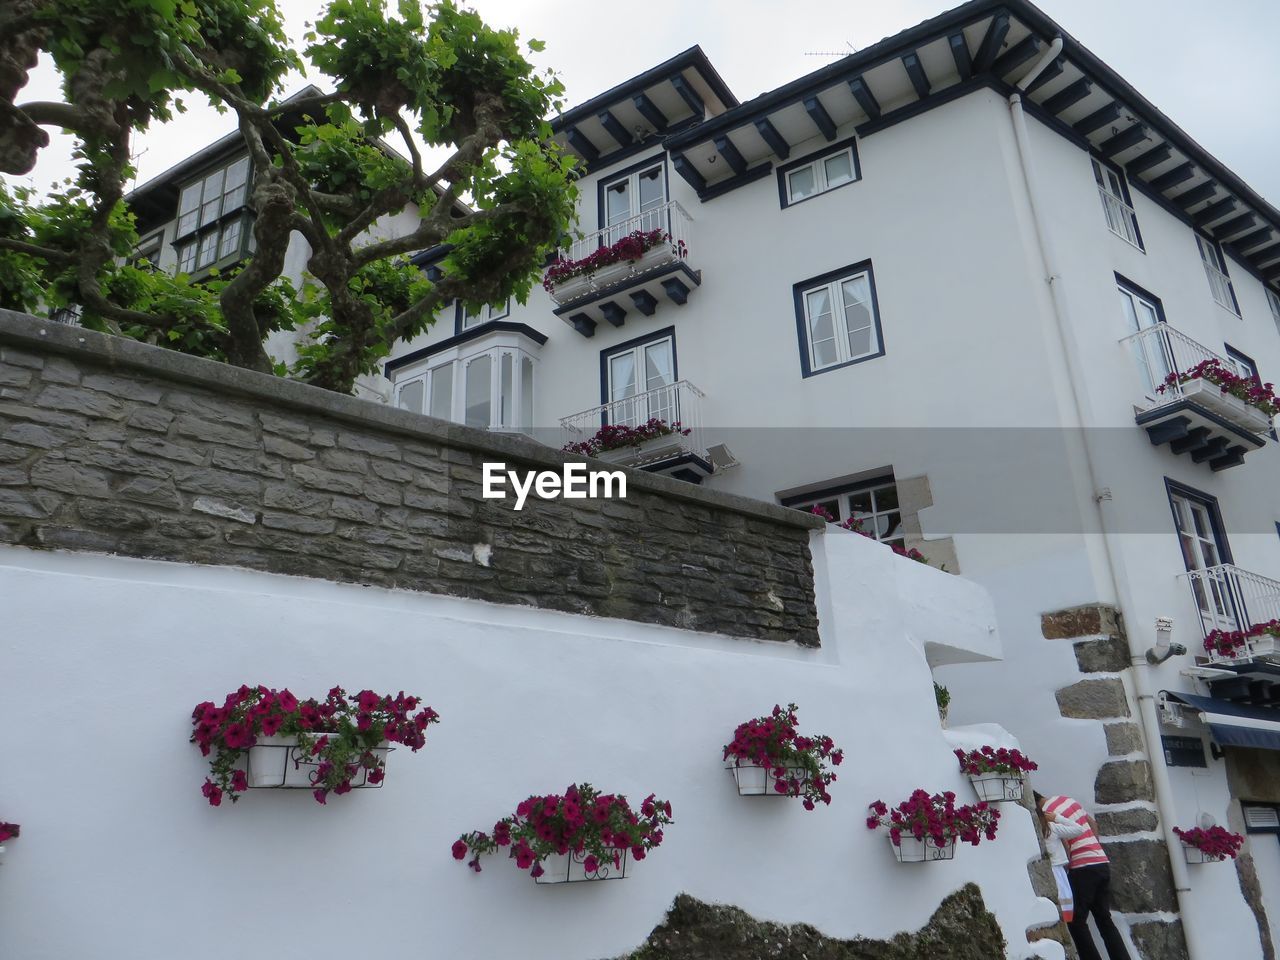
[{"xmin": 7, "ymin": 0, "xmax": 1280, "ymax": 205}]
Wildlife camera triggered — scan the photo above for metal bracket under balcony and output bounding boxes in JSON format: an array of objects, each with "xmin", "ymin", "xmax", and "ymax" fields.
[
  {"xmin": 1123, "ymin": 325, "xmax": 1271, "ymax": 471},
  {"xmin": 553, "ymin": 261, "xmax": 702, "ymax": 338}
]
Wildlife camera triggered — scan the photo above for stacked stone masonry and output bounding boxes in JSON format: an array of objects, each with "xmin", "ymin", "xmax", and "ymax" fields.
[{"xmin": 0, "ymin": 310, "xmax": 822, "ymax": 645}]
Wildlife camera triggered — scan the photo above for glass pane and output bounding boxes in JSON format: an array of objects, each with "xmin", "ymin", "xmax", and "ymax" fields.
[
  {"xmin": 499, "ymin": 352, "xmax": 513, "ymax": 427},
  {"xmin": 806, "ymin": 287, "xmax": 837, "ymax": 367},
  {"xmin": 877, "ymin": 511, "xmax": 903, "ymax": 540},
  {"xmin": 178, "ymin": 184, "xmax": 201, "ymax": 215},
  {"xmin": 177, "ymin": 243, "xmax": 197, "ymax": 273},
  {"xmin": 520, "ymin": 356, "xmax": 534, "ymax": 430},
  {"xmin": 223, "ymin": 157, "xmax": 249, "ymax": 208},
  {"xmin": 465, "ymin": 355, "xmax": 491, "ymax": 428},
  {"xmin": 1092, "ymin": 159, "xmax": 1106, "ymax": 188},
  {"xmin": 461, "ymin": 304, "xmax": 482, "ymax": 329},
  {"xmin": 609, "ymin": 352, "xmax": 637, "ymax": 401},
  {"xmin": 606, "ymin": 180, "xmax": 631, "ymax": 226},
  {"xmin": 824, "ymin": 151, "xmax": 853, "ymax": 187},
  {"xmin": 429, "ymin": 365, "xmax": 453, "ymax": 419},
  {"xmin": 638, "ymin": 166, "xmax": 665, "ymax": 216},
  {"xmin": 218, "ymin": 219, "xmax": 242, "ymax": 258},
  {"xmin": 490, "ymin": 299, "xmax": 510, "ymax": 321},
  {"xmin": 788, "ymin": 166, "xmax": 817, "ymax": 201},
  {"xmin": 397, "ymin": 380, "xmax": 424, "ymax": 413},
  {"xmin": 874, "ymin": 483, "xmax": 899, "ymax": 511},
  {"xmin": 200, "ymin": 170, "xmax": 225, "ymax": 225},
  {"xmin": 842, "ymin": 277, "xmax": 874, "ymax": 358},
  {"xmin": 644, "ymin": 340, "xmax": 674, "ymax": 390},
  {"xmin": 1197, "ymin": 235, "xmax": 1216, "ymax": 267},
  {"xmin": 847, "ymin": 491, "xmax": 873, "ymax": 514},
  {"xmin": 196, "ymin": 232, "xmax": 218, "ymax": 267}
]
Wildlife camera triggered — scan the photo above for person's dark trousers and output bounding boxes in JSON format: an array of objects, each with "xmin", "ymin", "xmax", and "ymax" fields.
[{"xmin": 1067, "ymin": 864, "xmax": 1133, "ymax": 960}]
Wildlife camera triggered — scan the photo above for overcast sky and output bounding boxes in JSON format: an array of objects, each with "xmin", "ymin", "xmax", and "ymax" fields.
[{"xmin": 7, "ymin": 0, "xmax": 1279, "ymax": 205}]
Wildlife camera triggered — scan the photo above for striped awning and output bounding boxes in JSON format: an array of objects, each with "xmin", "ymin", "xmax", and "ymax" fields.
[{"xmin": 1165, "ymin": 691, "xmax": 1280, "ymax": 751}]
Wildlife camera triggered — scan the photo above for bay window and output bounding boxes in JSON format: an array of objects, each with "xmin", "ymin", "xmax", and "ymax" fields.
[{"xmin": 395, "ymin": 343, "xmax": 535, "ymax": 435}]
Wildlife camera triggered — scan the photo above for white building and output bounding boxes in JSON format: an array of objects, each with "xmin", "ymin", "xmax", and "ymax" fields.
[{"xmin": 379, "ymin": 3, "xmax": 1280, "ymax": 959}]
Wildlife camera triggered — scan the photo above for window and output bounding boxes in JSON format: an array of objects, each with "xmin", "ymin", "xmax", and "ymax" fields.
[
  {"xmin": 131, "ymin": 233, "xmax": 163, "ymax": 271},
  {"xmin": 1224, "ymin": 345, "xmax": 1274, "ymax": 439},
  {"xmin": 780, "ymin": 140, "xmax": 860, "ymax": 207},
  {"xmin": 1167, "ymin": 481, "xmax": 1233, "ymax": 631},
  {"xmin": 1196, "ymin": 234, "xmax": 1239, "ymax": 315},
  {"xmin": 600, "ymin": 160, "xmax": 666, "ymax": 243},
  {"xmin": 794, "ymin": 262, "xmax": 883, "ymax": 376},
  {"xmin": 603, "ymin": 331, "xmax": 676, "ymax": 427},
  {"xmin": 1092, "ymin": 158, "xmax": 1142, "ymax": 249},
  {"xmin": 1267, "ymin": 288, "xmax": 1280, "ymax": 334},
  {"xmin": 1243, "ymin": 804, "xmax": 1280, "ymax": 834},
  {"xmin": 176, "ymin": 156, "xmax": 249, "ymax": 239},
  {"xmin": 394, "ymin": 345, "xmax": 534, "ymax": 434},
  {"xmin": 1117, "ymin": 278, "xmax": 1170, "ymax": 393},
  {"xmin": 783, "ymin": 476, "xmax": 905, "ymax": 549},
  {"xmin": 459, "ymin": 299, "xmax": 511, "ymax": 331}
]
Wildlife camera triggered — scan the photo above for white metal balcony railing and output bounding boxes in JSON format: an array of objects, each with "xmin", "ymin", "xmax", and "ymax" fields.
[
  {"xmin": 1098, "ymin": 188, "xmax": 1141, "ymax": 248},
  {"xmin": 1182, "ymin": 563, "xmax": 1280, "ymax": 645},
  {"xmin": 1120, "ymin": 322, "xmax": 1274, "ymax": 436},
  {"xmin": 1203, "ymin": 261, "xmax": 1237, "ymax": 313},
  {"xmin": 559, "ymin": 380, "xmax": 707, "ymax": 468}
]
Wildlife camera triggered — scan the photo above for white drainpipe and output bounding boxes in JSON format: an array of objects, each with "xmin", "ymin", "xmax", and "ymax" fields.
[{"xmin": 1006, "ymin": 37, "xmax": 1203, "ymax": 960}]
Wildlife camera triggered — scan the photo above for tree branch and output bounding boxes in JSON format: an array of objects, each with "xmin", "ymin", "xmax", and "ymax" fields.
[
  {"xmin": 16, "ymin": 100, "xmax": 87, "ymax": 129},
  {"xmin": 0, "ymin": 236, "xmax": 74, "ymax": 262}
]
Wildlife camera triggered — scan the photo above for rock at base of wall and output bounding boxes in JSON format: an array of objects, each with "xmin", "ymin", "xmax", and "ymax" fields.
[
  {"xmin": 1056, "ymin": 678, "xmax": 1130, "ymax": 720},
  {"xmin": 1129, "ymin": 919, "xmax": 1189, "ymax": 960},
  {"xmin": 612, "ymin": 884, "xmax": 1005, "ymax": 960},
  {"xmin": 1102, "ymin": 840, "xmax": 1177, "ymax": 913}
]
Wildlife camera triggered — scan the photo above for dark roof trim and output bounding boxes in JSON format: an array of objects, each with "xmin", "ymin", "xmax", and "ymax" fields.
[
  {"xmin": 551, "ymin": 46, "xmax": 738, "ymax": 134},
  {"xmin": 383, "ymin": 321, "xmax": 548, "ymax": 375}
]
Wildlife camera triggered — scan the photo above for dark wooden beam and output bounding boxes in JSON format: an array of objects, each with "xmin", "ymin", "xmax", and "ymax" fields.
[
  {"xmin": 1191, "ymin": 436, "xmax": 1232, "ymax": 464},
  {"xmin": 1098, "ymin": 124, "xmax": 1148, "ymax": 158},
  {"xmin": 600, "ymin": 301, "xmax": 626, "ymax": 327},
  {"xmin": 597, "ymin": 109, "xmax": 633, "ymax": 148},
  {"xmin": 804, "ymin": 95, "xmax": 837, "ymax": 141},
  {"xmin": 972, "ymin": 12, "xmax": 1011, "ymax": 73},
  {"xmin": 629, "ymin": 290, "xmax": 658, "ymax": 316},
  {"xmin": 1173, "ymin": 180, "xmax": 1218, "ymax": 209},
  {"xmin": 1073, "ymin": 102, "xmax": 1121, "ymax": 136},
  {"xmin": 1233, "ymin": 227, "xmax": 1274, "ymax": 251},
  {"xmin": 948, "ymin": 32, "xmax": 972, "ymax": 79},
  {"xmin": 1170, "ymin": 426, "xmax": 1211, "ymax": 456},
  {"xmin": 902, "ymin": 51, "xmax": 931, "ymax": 99},
  {"xmin": 1265, "ymin": 263, "xmax": 1280, "ymax": 282},
  {"xmin": 847, "ymin": 77, "xmax": 881, "ymax": 120},
  {"xmin": 1145, "ymin": 416, "xmax": 1190, "ymax": 446},
  {"xmin": 670, "ymin": 75, "xmax": 704, "ymax": 118},
  {"xmin": 569, "ymin": 314, "xmax": 596, "ymax": 338},
  {"xmin": 1210, "ymin": 447, "xmax": 1248, "ymax": 472},
  {"xmin": 1024, "ymin": 60, "xmax": 1063, "ymax": 95},
  {"xmin": 1193, "ymin": 197, "xmax": 1237, "ymax": 227},
  {"xmin": 1043, "ymin": 77, "xmax": 1092, "ymax": 114},
  {"xmin": 565, "ymin": 127, "xmax": 599, "ymax": 163},
  {"xmin": 662, "ymin": 277, "xmax": 691, "ymax": 305},
  {"xmin": 754, "ymin": 118, "xmax": 790, "ymax": 160},
  {"xmin": 632, "ymin": 92, "xmax": 668, "ymax": 132},
  {"xmin": 1149, "ymin": 162, "xmax": 1194, "ymax": 192},
  {"xmin": 1125, "ymin": 144, "xmax": 1171, "ymax": 176},
  {"xmin": 671, "ymin": 153, "xmax": 706, "ymax": 192},
  {"xmin": 1214, "ymin": 213, "xmax": 1256, "ymax": 239},
  {"xmin": 991, "ymin": 34, "xmax": 1040, "ymax": 77},
  {"xmin": 714, "ymin": 134, "xmax": 747, "ymax": 176}
]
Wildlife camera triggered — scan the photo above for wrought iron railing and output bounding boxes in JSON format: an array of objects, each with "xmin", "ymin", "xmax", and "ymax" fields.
[
  {"xmin": 1119, "ymin": 323, "xmax": 1228, "ymax": 404},
  {"xmin": 1182, "ymin": 564, "xmax": 1280, "ymax": 637},
  {"xmin": 1098, "ymin": 188, "xmax": 1141, "ymax": 248},
  {"xmin": 557, "ymin": 200, "xmax": 691, "ymax": 265},
  {"xmin": 559, "ymin": 379, "xmax": 707, "ymax": 465}
]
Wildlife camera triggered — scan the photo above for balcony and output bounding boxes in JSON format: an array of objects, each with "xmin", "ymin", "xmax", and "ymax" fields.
[
  {"xmin": 1121, "ymin": 324, "xmax": 1272, "ymax": 470},
  {"xmin": 1184, "ymin": 564, "xmax": 1280, "ymax": 665},
  {"xmin": 545, "ymin": 201, "xmax": 701, "ymax": 338},
  {"xmin": 560, "ymin": 380, "xmax": 713, "ymax": 483}
]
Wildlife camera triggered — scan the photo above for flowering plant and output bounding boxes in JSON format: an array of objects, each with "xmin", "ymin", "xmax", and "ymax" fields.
[
  {"xmin": 0, "ymin": 822, "xmax": 18, "ymax": 843},
  {"xmin": 191, "ymin": 685, "xmax": 440, "ymax": 806},
  {"xmin": 1204, "ymin": 620, "xmax": 1280, "ymax": 658},
  {"xmin": 723, "ymin": 703, "xmax": 843, "ymax": 809},
  {"xmin": 1173, "ymin": 825, "xmax": 1243, "ymax": 860},
  {"xmin": 562, "ymin": 417, "xmax": 690, "ymax": 457},
  {"xmin": 809, "ymin": 505, "xmax": 936, "ymax": 567},
  {"xmin": 453, "ymin": 783, "xmax": 673, "ymax": 878},
  {"xmin": 866, "ymin": 790, "xmax": 1001, "ymax": 847},
  {"xmin": 542, "ymin": 228, "xmax": 684, "ymax": 292},
  {"xmin": 955, "ymin": 746, "xmax": 1039, "ymax": 777},
  {"xmin": 1158, "ymin": 359, "xmax": 1280, "ymax": 418}
]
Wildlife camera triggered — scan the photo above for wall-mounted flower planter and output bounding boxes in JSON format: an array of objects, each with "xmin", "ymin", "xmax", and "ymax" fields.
[
  {"xmin": 594, "ymin": 433, "xmax": 687, "ymax": 468},
  {"xmin": 1173, "ymin": 825, "xmax": 1242, "ymax": 863},
  {"xmin": 892, "ymin": 836, "xmax": 956, "ymax": 862},
  {"xmin": 1182, "ymin": 843, "xmax": 1224, "ymax": 864},
  {"xmin": 534, "ymin": 849, "xmax": 629, "ymax": 884},
  {"xmin": 966, "ymin": 773, "xmax": 1025, "ymax": 803},
  {"xmin": 246, "ymin": 735, "xmax": 392, "ymax": 789},
  {"xmin": 727, "ymin": 759, "xmax": 809, "ymax": 796}
]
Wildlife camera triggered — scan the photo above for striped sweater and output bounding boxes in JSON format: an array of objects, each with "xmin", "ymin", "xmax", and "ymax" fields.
[{"xmin": 1043, "ymin": 795, "xmax": 1109, "ymax": 869}]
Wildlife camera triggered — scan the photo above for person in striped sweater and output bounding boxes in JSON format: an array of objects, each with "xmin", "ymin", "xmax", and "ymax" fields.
[{"xmin": 1035, "ymin": 791, "xmax": 1133, "ymax": 960}]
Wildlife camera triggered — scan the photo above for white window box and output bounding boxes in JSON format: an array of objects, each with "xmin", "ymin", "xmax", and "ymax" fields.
[
  {"xmin": 550, "ymin": 244, "xmax": 677, "ymax": 305},
  {"xmin": 966, "ymin": 773, "xmax": 1025, "ymax": 803},
  {"xmin": 727, "ymin": 759, "xmax": 809, "ymax": 797},
  {"xmin": 1207, "ymin": 633, "xmax": 1280, "ymax": 666},
  {"xmin": 534, "ymin": 849, "xmax": 628, "ymax": 883},
  {"xmin": 891, "ymin": 835, "xmax": 956, "ymax": 863},
  {"xmin": 1179, "ymin": 378, "xmax": 1273, "ymax": 435},
  {"xmin": 1181, "ymin": 843, "xmax": 1225, "ymax": 864},
  {"xmin": 593, "ymin": 433, "xmax": 688, "ymax": 468},
  {"xmin": 246, "ymin": 734, "xmax": 391, "ymax": 789}
]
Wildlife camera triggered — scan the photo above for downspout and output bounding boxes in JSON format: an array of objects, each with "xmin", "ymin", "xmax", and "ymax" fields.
[{"xmin": 1006, "ymin": 38, "xmax": 1203, "ymax": 959}]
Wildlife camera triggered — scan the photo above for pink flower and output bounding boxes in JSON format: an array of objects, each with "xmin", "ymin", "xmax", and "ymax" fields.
[
  {"xmin": 231, "ymin": 770, "xmax": 248, "ymax": 793},
  {"xmin": 452, "ymin": 840, "xmax": 468, "ymax": 860},
  {"xmin": 583, "ymin": 855, "xmax": 599, "ymax": 874},
  {"xmin": 201, "ymin": 780, "xmax": 223, "ymax": 807}
]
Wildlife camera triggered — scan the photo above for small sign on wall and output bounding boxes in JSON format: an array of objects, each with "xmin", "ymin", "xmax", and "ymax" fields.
[{"xmin": 1163, "ymin": 735, "xmax": 1207, "ymax": 768}]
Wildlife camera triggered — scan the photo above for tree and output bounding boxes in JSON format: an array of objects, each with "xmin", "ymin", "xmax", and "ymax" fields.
[{"xmin": 0, "ymin": 0, "xmax": 578, "ymax": 393}]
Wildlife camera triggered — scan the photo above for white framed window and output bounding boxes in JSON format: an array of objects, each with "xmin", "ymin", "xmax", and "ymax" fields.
[
  {"xmin": 1196, "ymin": 234, "xmax": 1239, "ymax": 315},
  {"xmin": 460, "ymin": 299, "xmax": 511, "ymax": 330},
  {"xmin": 1117, "ymin": 281, "xmax": 1170, "ymax": 393},
  {"xmin": 602, "ymin": 161, "xmax": 666, "ymax": 243},
  {"xmin": 797, "ymin": 264, "xmax": 882, "ymax": 375},
  {"xmin": 604, "ymin": 334, "xmax": 676, "ymax": 427},
  {"xmin": 176, "ymin": 241, "xmax": 197, "ymax": 274},
  {"xmin": 782, "ymin": 144, "xmax": 858, "ymax": 206},
  {"xmin": 1092, "ymin": 158, "xmax": 1142, "ymax": 249},
  {"xmin": 785, "ymin": 477, "xmax": 905, "ymax": 549},
  {"xmin": 177, "ymin": 156, "xmax": 249, "ymax": 239},
  {"xmin": 1267, "ymin": 287, "xmax": 1280, "ymax": 334},
  {"xmin": 393, "ymin": 341, "xmax": 535, "ymax": 434},
  {"xmin": 131, "ymin": 233, "xmax": 164, "ymax": 272}
]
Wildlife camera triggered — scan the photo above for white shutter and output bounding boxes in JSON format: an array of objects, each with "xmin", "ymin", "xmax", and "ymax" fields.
[{"xmin": 1244, "ymin": 805, "xmax": 1280, "ymax": 831}]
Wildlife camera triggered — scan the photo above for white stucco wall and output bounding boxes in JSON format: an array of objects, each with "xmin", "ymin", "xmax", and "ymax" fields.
[{"xmin": 0, "ymin": 532, "xmax": 1059, "ymax": 960}]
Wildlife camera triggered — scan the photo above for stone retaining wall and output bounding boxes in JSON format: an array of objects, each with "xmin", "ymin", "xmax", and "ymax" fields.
[{"xmin": 0, "ymin": 309, "xmax": 822, "ymax": 644}]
